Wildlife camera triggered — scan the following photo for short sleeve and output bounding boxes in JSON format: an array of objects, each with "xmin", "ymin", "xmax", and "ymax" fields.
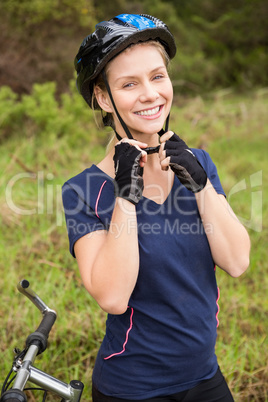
[
  {"xmin": 192, "ymin": 149, "xmax": 225, "ymax": 197},
  {"xmin": 62, "ymin": 182, "xmax": 106, "ymax": 257},
  {"xmin": 62, "ymin": 166, "xmax": 115, "ymax": 258}
]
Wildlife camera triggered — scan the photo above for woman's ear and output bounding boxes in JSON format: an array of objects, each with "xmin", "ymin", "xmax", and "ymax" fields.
[{"xmin": 94, "ymin": 86, "xmax": 113, "ymax": 113}]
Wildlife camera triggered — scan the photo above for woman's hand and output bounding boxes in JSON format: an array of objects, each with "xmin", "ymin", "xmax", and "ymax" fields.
[
  {"xmin": 113, "ymin": 139, "xmax": 148, "ymax": 204},
  {"xmin": 159, "ymin": 131, "xmax": 207, "ymax": 193}
]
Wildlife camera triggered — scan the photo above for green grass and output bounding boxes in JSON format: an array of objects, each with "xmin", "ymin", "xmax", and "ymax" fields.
[{"xmin": 0, "ymin": 86, "xmax": 267, "ymax": 401}]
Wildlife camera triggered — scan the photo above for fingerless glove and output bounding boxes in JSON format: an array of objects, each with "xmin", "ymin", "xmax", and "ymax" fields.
[
  {"xmin": 113, "ymin": 142, "xmax": 144, "ymax": 205},
  {"xmin": 164, "ymin": 133, "xmax": 207, "ymax": 193}
]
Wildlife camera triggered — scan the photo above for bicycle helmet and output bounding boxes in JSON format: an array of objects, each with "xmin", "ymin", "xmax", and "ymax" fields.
[{"xmin": 74, "ymin": 14, "xmax": 176, "ymax": 108}]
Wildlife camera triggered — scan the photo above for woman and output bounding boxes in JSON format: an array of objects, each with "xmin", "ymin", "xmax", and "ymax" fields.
[{"xmin": 62, "ymin": 14, "xmax": 250, "ymax": 402}]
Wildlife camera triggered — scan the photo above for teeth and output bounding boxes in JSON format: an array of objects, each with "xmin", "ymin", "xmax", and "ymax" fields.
[{"xmin": 136, "ymin": 106, "xmax": 160, "ymax": 116}]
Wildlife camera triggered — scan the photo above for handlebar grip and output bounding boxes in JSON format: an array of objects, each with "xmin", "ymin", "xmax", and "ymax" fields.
[
  {"xmin": 36, "ymin": 311, "xmax": 57, "ymax": 338},
  {"xmin": 0, "ymin": 389, "xmax": 27, "ymax": 402},
  {"xmin": 26, "ymin": 311, "xmax": 57, "ymax": 354}
]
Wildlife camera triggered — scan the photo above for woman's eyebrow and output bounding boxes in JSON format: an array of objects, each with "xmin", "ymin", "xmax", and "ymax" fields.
[{"xmin": 114, "ymin": 65, "xmax": 166, "ymax": 83}]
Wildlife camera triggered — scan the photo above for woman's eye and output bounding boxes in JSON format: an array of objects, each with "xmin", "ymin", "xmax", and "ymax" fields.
[
  {"xmin": 123, "ymin": 82, "xmax": 135, "ymax": 88},
  {"xmin": 153, "ymin": 74, "xmax": 164, "ymax": 80}
]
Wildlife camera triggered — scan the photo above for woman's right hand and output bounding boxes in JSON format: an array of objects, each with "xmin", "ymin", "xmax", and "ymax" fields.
[{"xmin": 113, "ymin": 139, "xmax": 148, "ymax": 205}]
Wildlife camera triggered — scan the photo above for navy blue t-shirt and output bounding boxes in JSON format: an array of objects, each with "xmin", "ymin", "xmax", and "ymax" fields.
[{"xmin": 62, "ymin": 149, "xmax": 225, "ymax": 399}]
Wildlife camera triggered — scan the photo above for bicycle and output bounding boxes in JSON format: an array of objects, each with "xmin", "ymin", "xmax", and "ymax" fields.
[{"xmin": 0, "ymin": 279, "xmax": 84, "ymax": 402}]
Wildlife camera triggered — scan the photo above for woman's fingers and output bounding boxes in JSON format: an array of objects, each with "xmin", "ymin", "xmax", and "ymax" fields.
[
  {"xmin": 158, "ymin": 142, "xmax": 169, "ymax": 171},
  {"xmin": 116, "ymin": 138, "xmax": 148, "ymax": 167},
  {"xmin": 160, "ymin": 157, "xmax": 170, "ymax": 171},
  {"xmin": 159, "ymin": 130, "xmax": 174, "ymax": 143}
]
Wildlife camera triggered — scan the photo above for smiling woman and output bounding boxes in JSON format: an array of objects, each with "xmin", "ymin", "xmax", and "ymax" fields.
[
  {"xmin": 62, "ymin": 13, "xmax": 250, "ymax": 402},
  {"xmin": 92, "ymin": 39, "xmax": 171, "ymax": 136},
  {"xmin": 95, "ymin": 43, "xmax": 173, "ymax": 141}
]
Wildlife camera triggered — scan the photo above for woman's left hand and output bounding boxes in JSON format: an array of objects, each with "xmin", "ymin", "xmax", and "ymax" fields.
[{"xmin": 159, "ymin": 131, "xmax": 207, "ymax": 193}]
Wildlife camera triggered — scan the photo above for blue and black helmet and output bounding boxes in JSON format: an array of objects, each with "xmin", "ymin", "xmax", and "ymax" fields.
[{"xmin": 75, "ymin": 14, "xmax": 176, "ymax": 108}]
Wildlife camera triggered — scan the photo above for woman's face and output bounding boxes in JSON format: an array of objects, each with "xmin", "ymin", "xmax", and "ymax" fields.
[{"xmin": 104, "ymin": 43, "xmax": 173, "ymax": 140}]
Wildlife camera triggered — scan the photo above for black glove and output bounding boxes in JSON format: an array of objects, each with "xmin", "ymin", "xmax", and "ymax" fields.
[
  {"xmin": 113, "ymin": 142, "xmax": 144, "ymax": 205},
  {"xmin": 164, "ymin": 133, "xmax": 207, "ymax": 193}
]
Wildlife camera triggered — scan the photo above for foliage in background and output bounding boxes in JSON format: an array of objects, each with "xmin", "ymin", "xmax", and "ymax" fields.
[
  {"xmin": 0, "ymin": 0, "xmax": 96, "ymax": 27},
  {"xmin": 0, "ymin": 0, "xmax": 267, "ymax": 95}
]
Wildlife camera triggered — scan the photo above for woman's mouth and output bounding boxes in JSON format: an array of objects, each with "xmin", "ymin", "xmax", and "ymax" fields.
[{"xmin": 134, "ymin": 105, "xmax": 163, "ymax": 117}]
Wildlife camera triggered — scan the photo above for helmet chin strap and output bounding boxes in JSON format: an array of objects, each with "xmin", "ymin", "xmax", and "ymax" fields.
[
  {"xmin": 101, "ymin": 70, "xmax": 170, "ymax": 153},
  {"xmin": 158, "ymin": 113, "xmax": 170, "ymax": 137},
  {"xmin": 102, "ymin": 70, "xmax": 133, "ymax": 140}
]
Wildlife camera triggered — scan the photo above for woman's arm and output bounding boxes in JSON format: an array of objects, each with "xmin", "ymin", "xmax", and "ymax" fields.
[
  {"xmin": 159, "ymin": 131, "xmax": 250, "ymax": 277},
  {"xmin": 75, "ymin": 139, "xmax": 147, "ymax": 315},
  {"xmin": 195, "ymin": 180, "xmax": 251, "ymax": 277},
  {"xmin": 75, "ymin": 197, "xmax": 140, "ymax": 315}
]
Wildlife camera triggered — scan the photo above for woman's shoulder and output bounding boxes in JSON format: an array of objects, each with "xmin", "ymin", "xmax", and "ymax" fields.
[
  {"xmin": 191, "ymin": 148, "xmax": 225, "ymax": 195},
  {"xmin": 191, "ymin": 148, "xmax": 217, "ymax": 170},
  {"xmin": 62, "ymin": 163, "xmax": 115, "ymax": 218},
  {"xmin": 63, "ymin": 162, "xmax": 113, "ymax": 190},
  {"xmin": 62, "ymin": 163, "xmax": 114, "ymax": 207}
]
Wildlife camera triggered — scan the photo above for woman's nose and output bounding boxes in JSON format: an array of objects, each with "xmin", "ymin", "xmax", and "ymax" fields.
[{"xmin": 139, "ymin": 82, "xmax": 159, "ymax": 103}]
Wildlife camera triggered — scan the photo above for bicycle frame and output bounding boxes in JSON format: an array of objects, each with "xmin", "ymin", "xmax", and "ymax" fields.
[{"xmin": 0, "ymin": 280, "xmax": 84, "ymax": 402}]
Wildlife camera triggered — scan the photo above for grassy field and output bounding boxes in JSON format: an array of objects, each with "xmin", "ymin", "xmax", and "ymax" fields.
[{"xmin": 0, "ymin": 85, "xmax": 267, "ymax": 401}]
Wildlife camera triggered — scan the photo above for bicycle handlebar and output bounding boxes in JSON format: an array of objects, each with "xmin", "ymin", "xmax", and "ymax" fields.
[
  {"xmin": 17, "ymin": 280, "xmax": 57, "ymax": 354},
  {"xmin": 35, "ymin": 311, "xmax": 57, "ymax": 339},
  {"xmin": 26, "ymin": 311, "xmax": 57, "ymax": 354},
  {"xmin": 1, "ymin": 279, "xmax": 84, "ymax": 402},
  {"xmin": 17, "ymin": 279, "xmax": 55, "ymax": 315},
  {"xmin": 0, "ymin": 389, "xmax": 27, "ymax": 402}
]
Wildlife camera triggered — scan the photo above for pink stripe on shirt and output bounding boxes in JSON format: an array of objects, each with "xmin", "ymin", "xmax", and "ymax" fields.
[{"xmin": 95, "ymin": 180, "xmax": 107, "ymax": 218}]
